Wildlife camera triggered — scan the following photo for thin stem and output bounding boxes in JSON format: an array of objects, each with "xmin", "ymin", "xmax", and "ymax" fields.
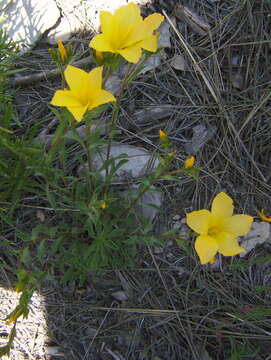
[
  {"xmin": 105, "ymin": 63, "xmax": 133, "ymax": 177},
  {"xmin": 85, "ymin": 120, "xmax": 92, "ymax": 172}
]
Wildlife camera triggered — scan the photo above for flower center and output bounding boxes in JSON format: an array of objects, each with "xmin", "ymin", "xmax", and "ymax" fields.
[
  {"xmin": 208, "ymin": 216, "xmax": 225, "ymax": 237},
  {"xmin": 208, "ymin": 226, "xmax": 220, "ymax": 237}
]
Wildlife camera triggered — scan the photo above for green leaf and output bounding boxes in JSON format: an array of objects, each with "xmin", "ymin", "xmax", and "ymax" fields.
[
  {"xmin": 20, "ymin": 247, "xmax": 31, "ymax": 266},
  {"xmin": 37, "ymin": 239, "xmax": 46, "ymax": 262}
]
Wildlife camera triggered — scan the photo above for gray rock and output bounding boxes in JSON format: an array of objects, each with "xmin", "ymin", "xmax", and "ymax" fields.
[
  {"xmin": 240, "ymin": 221, "xmax": 271, "ymax": 257},
  {"xmin": 120, "ymin": 184, "xmax": 162, "ymax": 223},
  {"xmin": 92, "ymin": 144, "xmax": 159, "ymax": 183},
  {"xmin": 138, "ymin": 50, "xmax": 165, "ymax": 75},
  {"xmin": 48, "ymin": 0, "xmax": 156, "ymax": 43},
  {"xmin": 134, "ymin": 105, "xmax": 173, "ymax": 124},
  {"xmin": 172, "ymin": 214, "xmax": 181, "ymax": 221},
  {"xmin": 158, "ymin": 21, "xmax": 171, "ymax": 48},
  {"xmin": 1, "ymin": 0, "xmax": 60, "ymax": 50},
  {"xmin": 132, "ymin": 185, "xmax": 163, "ymax": 223},
  {"xmin": 171, "ymin": 54, "xmax": 188, "ymax": 71},
  {"xmin": 111, "ymin": 290, "xmax": 129, "ymax": 301},
  {"xmin": 2, "ymin": 0, "xmax": 155, "ymax": 49},
  {"xmin": 185, "ymin": 124, "xmax": 217, "ymax": 154}
]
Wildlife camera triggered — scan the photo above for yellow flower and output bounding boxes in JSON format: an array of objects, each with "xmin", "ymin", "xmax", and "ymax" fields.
[
  {"xmin": 89, "ymin": 3, "xmax": 164, "ymax": 63},
  {"xmin": 51, "ymin": 65, "xmax": 116, "ymax": 122},
  {"xmin": 258, "ymin": 208, "xmax": 271, "ymax": 223},
  {"xmin": 100, "ymin": 201, "xmax": 108, "ymax": 209},
  {"xmin": 96, "ymin": 50, "xmax": 104, "ymax": 60},
  {"xmin": 6, "ymin": 315, "xmax": 16, "ymax": 325},
  {"xmin": 57, "ymin": 40, "xmax": 67, "ymax": 61},
  {"xmin": 186, "ymin": 192, "xmax": 253, "ymax": 264},
  {"xmin": 5, "ymin": 308, "xmax": 24, "ymax": 325},
  {"xmin": 159, "ymin": 129, "xmax": 168, "ymax": 142},
  {"xmin": 184, "ymin": 156, "xmax": 195, "ymax": 169}
]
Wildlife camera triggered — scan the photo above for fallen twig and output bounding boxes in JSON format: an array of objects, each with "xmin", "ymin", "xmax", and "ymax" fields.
[{"xmin": 9, "ymin": 57, "xmax": 92, "ymax": 87}]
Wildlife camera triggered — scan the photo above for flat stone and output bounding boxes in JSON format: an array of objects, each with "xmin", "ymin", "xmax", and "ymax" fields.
[
  {"xmin": 111, "ymin": 291, "xmax": 129, "ymax": 301},
  {"xmin": 131, "ymin": 185, "xmax": 163, "ymax": 222},
  {"xmin": 1, "ymin": 0, "xmax": 60, "ymax": 51},
  {"xmin": 92, "ymin": 144, "xmax": 159, "ymax": 183},
  {"xmin": 48, "ymin": 0, "xmax": 155, "ymax": 43},
  {"xmin": 185, "ymin": 124, "xmax": 217, "ymax": 154},
  {"xmin": 240, "ymin": 221, "xmax": 271, "ymax": 257},
  {"xmin": 2, "ymin": 0, "xmax": 155, "ymax": 49},
  {"xmin": 47, "ymin": 15, "xmax": 80, "ymax": 44},
  {"xmin": 158, "ymin": 21, "xmax": 171, "ymax": 48},
  {"xmin": 172, "ymin": 214, "xmax": 181, "ymax": 221},
  {"xmin": 83, "ymin": 0, "xmax": 154, "ymax": 31},
  {"xmin": 134, "ymin": 105, "xmax": 173, "ymax": 124}
]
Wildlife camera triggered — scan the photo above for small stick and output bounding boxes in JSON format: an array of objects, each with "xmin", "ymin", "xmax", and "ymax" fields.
[{"xmin": 9, "ymin": 57, "xmax": 92, "ymax": 87}]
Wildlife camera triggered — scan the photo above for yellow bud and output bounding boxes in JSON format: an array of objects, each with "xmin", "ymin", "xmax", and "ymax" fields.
[
  {"xmin": 258, "ymin": 209, "xmax": 271, "ymax": 223},
  {"xmin": 6, "ymin": 316, "xmax": 16, "ymax": 325},
  {"xmin": 96, "ymin": 50, "xmax": 104, "ymax": 60},
  {"xmin": 100, "ymin": 201, "xmax": 108, "ymax": 210},
  {"xmin": 184, "ymin": 156, "xmax": 195, "ymax": 169},
  {"xmin": 159, "ymin": 129, "xmax": 168, "ymax": 142},
  {"xmin": 57, "ymin": 40, "xmax": 67, "ymax": 61}
]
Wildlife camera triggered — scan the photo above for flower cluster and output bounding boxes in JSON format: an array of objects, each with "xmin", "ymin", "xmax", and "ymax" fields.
[
  {"xmin": 50, "ymin": 3, "xmax": 164, "ymax": 121},
  {"xmin": 49, "ymin": 4, "xmax": 254, "ymax": 267}
]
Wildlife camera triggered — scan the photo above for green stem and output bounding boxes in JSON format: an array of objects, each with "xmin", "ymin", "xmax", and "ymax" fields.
[
  {"xmin": 57, "ymin": 63, "xmax": 65, "ymax": 89},
  {"xmin": 105, "ymin": 63, "xmax": 133, "ymax": 177},
  {"xmin": 85, "ymin": 120, "xmax": 92, "ymax": 173}
]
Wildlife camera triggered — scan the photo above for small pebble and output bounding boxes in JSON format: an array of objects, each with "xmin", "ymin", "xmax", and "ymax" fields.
[
  {"xmin": 111, "ymin": 291, "xmax": 129, "ymax": 301},
  {"xmin": 177, "ymin": 267, "xmax": 186, "ymax": 276},
  {"xmin": 154, "ymin": 247, "xmax": 164, "ymax": 254},
  {"xmin": 173, "ymin": 221, "xmax": 182, "ymax": 229},
  {"xmin": 166, "ymin": 252, "xmax": 174, "ymax": 259},
  {"xmin": 172, "ymin": 215, "xmax": 181, "ymax": 221}
]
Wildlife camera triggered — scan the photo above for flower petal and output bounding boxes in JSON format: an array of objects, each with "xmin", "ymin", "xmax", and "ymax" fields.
[
  {"xmin": 100, "ymin": 10, "xmax": 114, "ymax": 34},
  {"xmin": 195, "ymin": 235, "xmax": 218, "ymax": 264},
  {"xmin": 50, "ymin": 90, "xmax": 82, "ymax": 107},
  {"xmin": 144, "ymin": 13, "xmax": 164, "ymax": 32},
  {"xmin": 211, "ymin": 192, "xmax": 233, "ymax": 218},
  {"xmin": 111, "ymin": 3, "xmax": 142, "ymax": 48},
  {"xmin": 67, "ymin": 105, "xmax": 88, "ymax": 122},
  {"xmin": 64, "ymin": 65, "xmax": 89, "ymax": 93},
  {"xmin": 224, "ymin": 215, "xmax": 253, "ymax": 237},
  {"xmin": 216, "ymin": 232, "xmax": 246, "ymax": 256},
  {"xmin": 258, "ymin": 209, "xmax": 271, "ymax": 223},
  {"xmin": 114, "ymin": 3, "xmax": 141, "ymax": 24},
  {"xmin": 90, "ymin": 34, "xmax": 114, "ymax": 53},
  {"xmin": 89, "ymin": 89, "xmax": 116, "ymax": 110},
  {"xmin": 138, "ymin": 34, "xmax": 158, "ymax": 52},
  {"xmin": 118, "ymin": 46, "xmax": 142, "ymax": 63},
  {"xmin": 88, "ymin": 66, "xmax": 103, "ymax": 92},
  {"xmin": 186, "ymin": 209, "xmax": 211, "ymax": 235},
  {"xmin": 122, "ymin": 22, "xmax": 148, "ymax": 47},
  {"xmin": 209, "ymin": 256, "xmax": 216, "ymax": 264}
]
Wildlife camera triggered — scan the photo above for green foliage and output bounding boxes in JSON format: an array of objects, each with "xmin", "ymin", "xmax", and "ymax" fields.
[
  {"xmin": 0, "ymin": 27, "xmax": 18, "ymax": 103},
  {"xmin": 1, "ymin": 104, "xmax": 181, "ymax": 285},
  {"xmin": 0, "ymin": 26, "xmax": 198, "ymax": 355},
  {"xmin": 227, "ymin": 338, "xmax": 260, "ymax": 359}
]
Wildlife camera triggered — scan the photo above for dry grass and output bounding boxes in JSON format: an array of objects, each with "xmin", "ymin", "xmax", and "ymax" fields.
[{"xmin": 1, "ymin": 0, "xmax": 271, "ymax": 359}]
